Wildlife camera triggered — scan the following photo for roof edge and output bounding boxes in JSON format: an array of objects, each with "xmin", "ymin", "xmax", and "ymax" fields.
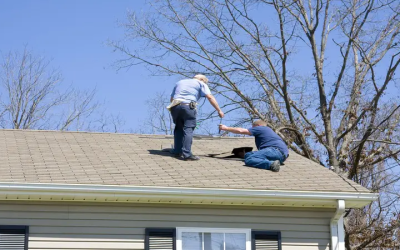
[
  {"xmin": 0, "ymin": 182, "xmax": 378, "ymax": 209},
  {"xmin": 0, "ymin": 128, "xmax": 174, "ymax": 136},
  {"xmin": 1, "ymin": 128, "xmax": 252, "ymax": 139}
]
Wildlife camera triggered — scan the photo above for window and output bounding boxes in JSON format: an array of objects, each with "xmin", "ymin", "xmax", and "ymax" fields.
[
  {"xmin": 177, "ymin": 228, "xmax": 251, "ymax": 250},
  {"xmin": 0, "ymin": 226, "xmax": 29, "ymax": 250},
  {"xmin": 145, "ymin": 228, "xmax": 281, "ymax": 250}
]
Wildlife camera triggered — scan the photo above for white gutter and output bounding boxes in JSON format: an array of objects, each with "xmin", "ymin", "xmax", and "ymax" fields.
[
  {"xmin": 0, "ymin": 183, "xmax": 377, "ymax": 208},
  {"xmin": 331, "ymin": 200, "xmax": 345, "ymax": 250}
]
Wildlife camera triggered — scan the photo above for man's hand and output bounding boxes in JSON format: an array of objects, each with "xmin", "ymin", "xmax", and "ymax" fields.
[
  {"xmin": 218, "ymin": 110, "xmax": 224, "ymax": 118},
  {"xmin": 219, "ymin": 124, "xmax": 228, "ymax": 131}
]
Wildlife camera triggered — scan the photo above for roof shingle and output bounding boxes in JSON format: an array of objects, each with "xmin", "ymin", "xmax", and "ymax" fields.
[{"xmin": 0, "ymin": 129, "xmax": 369, "ymax": 193}]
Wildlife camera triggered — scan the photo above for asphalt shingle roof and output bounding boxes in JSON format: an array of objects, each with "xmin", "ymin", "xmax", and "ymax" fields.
[{"xmin": 0, "ymin": 129, "xmax": 370, "ymax": 193}]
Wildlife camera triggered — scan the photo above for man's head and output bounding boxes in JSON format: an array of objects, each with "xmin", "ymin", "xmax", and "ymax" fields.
[
  {"xmin": 252, "ymin": 120, "xmax": 267, "ymax": 127},
  {"xmin": 193, "ymin": 74, "xmax": 209, "ymax": 84}
]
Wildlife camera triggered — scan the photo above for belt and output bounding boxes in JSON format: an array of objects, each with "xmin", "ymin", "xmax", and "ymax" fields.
[
  {"xmin": 179, "ymin": 102, "xmax": 197, "ymax": 109},
  {"xmin": 171, "ymin": 101, "xmax": 198, "ymax": 110},
  {"xmin": 179, "ymin": 102, "xmax": 197, "ymax": 105}
]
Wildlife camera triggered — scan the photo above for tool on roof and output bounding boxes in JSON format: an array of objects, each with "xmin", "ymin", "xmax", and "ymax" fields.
[
  {"xmin": 218, "ymin": 117, "xmax": 223, "ymax": 134},
  {"xmin": 207, "ymin": 147, "xmax": 253, "ymax": 160}
]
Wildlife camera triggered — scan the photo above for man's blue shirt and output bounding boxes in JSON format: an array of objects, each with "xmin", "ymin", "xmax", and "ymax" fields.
[
  {"xmin": 171, "ymin": 79, "xmax": 211, "ymax": 103},
  {"xmin": 248, "ymin": 126, "xmax": 288, "ymax": 157}
]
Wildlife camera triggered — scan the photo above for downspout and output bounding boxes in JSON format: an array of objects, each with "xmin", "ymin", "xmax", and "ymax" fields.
[{"xmin": 330, "ymin": 200, "xmax": 345, "ymax": 250}]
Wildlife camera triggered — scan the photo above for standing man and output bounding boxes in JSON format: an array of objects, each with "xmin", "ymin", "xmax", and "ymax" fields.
[
  {"xmin": 168, "ymin": 75, "xmax": 224, "ymax": 161},
  {"xmin": 219, "ymin": 120, "xmax": 288, "ymax": 172}
]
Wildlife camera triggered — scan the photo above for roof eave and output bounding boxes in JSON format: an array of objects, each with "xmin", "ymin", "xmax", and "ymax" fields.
[{"xmin": 0, "ymin": 182, "xmax": 378, "ymax": 209}]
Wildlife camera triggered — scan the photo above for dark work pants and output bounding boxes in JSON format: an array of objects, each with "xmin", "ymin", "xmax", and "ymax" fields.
[{"xmin": 170, "ymin": 104, "xmax": 197, "ymax": 158}]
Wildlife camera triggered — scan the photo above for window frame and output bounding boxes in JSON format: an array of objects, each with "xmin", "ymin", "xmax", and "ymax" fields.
[{"xmin": 176, "ymin": 227, "xmax": 251, "ymax": 250}]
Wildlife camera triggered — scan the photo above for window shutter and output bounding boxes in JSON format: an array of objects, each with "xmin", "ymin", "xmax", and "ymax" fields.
[
  {"xmin": 145, "ymin": 228, "xmax": 176, "ymax": 250},
  {"xmin": 0, "ymin": 226, "xmax": 28, "ymax": 250},
  {"xmin": 252, "ymin": 231, "xmax": 281, "ymax": 250}
]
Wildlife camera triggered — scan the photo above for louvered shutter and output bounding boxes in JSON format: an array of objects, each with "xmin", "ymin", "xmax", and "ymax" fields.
[
  {"xmin": 252, "ymin": 231, "xmax": 281, "ymax": 250},
  {"xmin": 145, "ymin": 228, "xmax": 176, "ymax": 250},
  {"xmin": 0, "ymin": 226, "xmax": 28, "ymax": 250}
]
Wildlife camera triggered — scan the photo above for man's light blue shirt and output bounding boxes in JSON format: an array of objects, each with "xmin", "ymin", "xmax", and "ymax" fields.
[{"xmin": 171, "ymin": 79, "xmax": 211, "ymax": 103}]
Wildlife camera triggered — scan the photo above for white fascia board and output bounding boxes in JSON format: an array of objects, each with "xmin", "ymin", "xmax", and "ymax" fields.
[{"xmin": 0, "ymin": 182, "xmax": 378, "ymax": 208}]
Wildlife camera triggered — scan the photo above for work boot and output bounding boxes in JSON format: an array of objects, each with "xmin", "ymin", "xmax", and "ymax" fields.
[
  {"xmin": 183, "ymin": 155, "xmax": 200, "ymax": 161},
  {"xmin": 270, "ymin": 160, "xmax": 280, "ymax": 172}
]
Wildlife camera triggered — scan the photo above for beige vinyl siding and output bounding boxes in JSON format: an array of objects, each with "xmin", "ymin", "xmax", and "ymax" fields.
[{"xmin": 0, "ymin": 201, "xmax": 333, "ymax": 250}]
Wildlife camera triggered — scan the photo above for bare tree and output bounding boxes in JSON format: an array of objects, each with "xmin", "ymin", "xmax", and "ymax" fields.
[
  {"xmin": 143, "ymin": 91, "xmax": 174, "ymax": 135},
  {"xmin": 140, "ymin": 91, "xmax": 219, "ymax": 135},
  {"xmin": 112, "ymin": 0, "xmax": 400, "ymax": 248},
  {"xmin": 86, "ymin": 112, "xmax": 126, "ymax": 133},
  {"xmin": 0, "ymin": 49, "xmax": 121, "ymax": 132}
]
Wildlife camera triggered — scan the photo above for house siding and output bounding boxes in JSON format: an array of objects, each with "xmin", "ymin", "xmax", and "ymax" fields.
[{"xmin": 0, "ymin": 201, "xmax": 333, "ymax": 250}]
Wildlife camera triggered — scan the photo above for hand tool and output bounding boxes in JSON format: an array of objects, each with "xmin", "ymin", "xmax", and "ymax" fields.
[{"xmin": 218, "ymin": 117, "xmax": 223, "ymax": 134}]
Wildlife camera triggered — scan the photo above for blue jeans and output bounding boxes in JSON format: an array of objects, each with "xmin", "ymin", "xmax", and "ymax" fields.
[
  {"xmin": 244, "ymin": 147, "xmax": 286, "ymax": 170},
  {"xmin": 170, "ymin": 104, "xmax": 197, "ymax": 158}
]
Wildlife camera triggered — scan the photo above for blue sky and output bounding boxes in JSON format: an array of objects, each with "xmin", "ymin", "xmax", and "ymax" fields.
[
  {"xmin": 0, "ymin": 0, "xmax": 176, "ymax": 131},
  {"xmin": 1, "ymin": 0, "xmax": 398, "ymax": 133}
]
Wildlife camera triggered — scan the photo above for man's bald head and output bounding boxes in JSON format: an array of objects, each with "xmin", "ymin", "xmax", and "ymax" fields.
[{"xmin": 253, "ymin": 120, "xmax": 267, "ymax": 127}]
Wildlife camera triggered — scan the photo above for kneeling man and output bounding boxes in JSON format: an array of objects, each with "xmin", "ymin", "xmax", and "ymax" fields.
[{"xmin": 219, "ymin": 120, "xmax": 288, "ymax": 172}]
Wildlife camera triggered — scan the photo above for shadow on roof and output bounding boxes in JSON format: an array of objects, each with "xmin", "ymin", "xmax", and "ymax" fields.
[{"xmin": 148, "ymin": 149, "xmax": 178, "ymax": 158}]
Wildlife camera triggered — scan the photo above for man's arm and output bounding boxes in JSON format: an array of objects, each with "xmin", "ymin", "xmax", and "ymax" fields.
[
  {"xmin": 219, "ymin": 125, "xmax": 251, "ymax": 135},
  {"xmin": 205, "ymin": 94, "xmax": 224, "ymax": 118}
]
